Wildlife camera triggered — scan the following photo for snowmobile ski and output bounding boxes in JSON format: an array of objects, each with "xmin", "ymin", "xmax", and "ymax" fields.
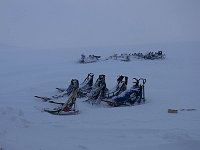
[{"xmin": 48, "ymin": 100, "xmax": 64, "ymax": 105}]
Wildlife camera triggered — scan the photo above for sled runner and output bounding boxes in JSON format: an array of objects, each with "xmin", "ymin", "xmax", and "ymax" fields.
[
  {"xmin": 48, "ymin": 100, "xmax": 64, "ymax": 105},
  {"xmin": 55, "ymin": 88, "xmax": 66, "ymax": 92},
  {"xmin": 107, "ymin": 51, "xmax": 165, "ymax": 61},
  {"xmin": 43, "ymin": 108, "xmax": 79, "ymax": 115},
  {"xmin": 34, "ymin": 96, "xmax": 52, "ymax": 101}
]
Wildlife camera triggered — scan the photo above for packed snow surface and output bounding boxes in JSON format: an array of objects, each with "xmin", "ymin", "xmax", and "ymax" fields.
[{"xmin": 0, "ymin": 43, "xmax": 200, "ymax": 150}]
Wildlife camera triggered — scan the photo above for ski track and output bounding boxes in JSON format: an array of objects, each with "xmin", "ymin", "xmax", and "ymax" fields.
[{"xmin": 0, "ymin": 43, "xmax": 200, "ymax": 150}]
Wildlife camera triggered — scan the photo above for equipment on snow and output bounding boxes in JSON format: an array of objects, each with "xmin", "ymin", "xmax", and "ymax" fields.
[
  {"xmin": 34, "ymin": 96, "xmax": 52, "ymax": 101},
  {"xmin": 86, "ymin": 74, "xmax": 107, "ymax": 104},
  {"xmin": 48, "ymin": 100, "xmax": 64, "ymax": 105},
  {"xmin": 55, "ymin": 87, "xmax": 66, "ymax": 93},
  {"xmin": 103, "ymin": 78, "xmax": 146, "ymax": 107},
  {"xmin": 106, "ymin": 51, "xmax": 166, "ymax": 62},
  {"xmin": 78, "ymin": 73, "xmax": 94, "ymax": 97},
  {"xmin": 43, "ymin": 108, "xmax": 79, "ymax": 115},
  {"xmin": 44, "ymin": 79, "xmax": 80, "ymax": 115},
  {"xmin": 105, "ymin": 75, "xmax": 128, "ymax": 98},
  {"xmin": 168, "ymin": 108, "xmax": 196, "ymax": 113},
  {"xmin": 55, "ymin": 73, "xmax": 94, "ymax": 98},
  {"xmin": 53, "ymin": 79, "xmax": 76, "ymax": 98},
  {"xmin": 34, "ymin": 79, "xmax": 77, "ymax": 101},
  {"xmin": 79, "ymin": 54, "xmax": 101, "ymax": 64},
  {"xmin": 144, "ymin": 51, "xmax": 165, "ymax": 60}
]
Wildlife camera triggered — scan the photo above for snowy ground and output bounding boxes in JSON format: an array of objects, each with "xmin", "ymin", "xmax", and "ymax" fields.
[{"xmin": 0, "ymin": 42, "xmax": 200, "ymax": 150}]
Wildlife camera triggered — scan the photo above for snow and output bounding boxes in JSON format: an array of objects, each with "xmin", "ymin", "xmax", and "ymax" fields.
[
  {"xmin": 1, "ymin": 0, "xmax": 200, "ymax": 149},
  {"xmin": 0, "ymin": 43, "xmax": 200, "ymax": 150}
]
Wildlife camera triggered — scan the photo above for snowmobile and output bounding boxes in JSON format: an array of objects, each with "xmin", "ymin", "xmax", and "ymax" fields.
[
  {"xmin": 103, "ymin": 78, "xmax": 146, "ymax": 107},
  {"xmin": 43, "ymin": 79, "xmax": 80, "ymax": 115},
  {"xmin": 86, "ymin": 74, "xmax": 107, "ymax": 104},
  {"xmin": 79, "ymin": 54, "xmax": 101, "ymax": 64},
  {"xmin": 105, "ymin": 75, "xmax": 128, "ymax": 99}
]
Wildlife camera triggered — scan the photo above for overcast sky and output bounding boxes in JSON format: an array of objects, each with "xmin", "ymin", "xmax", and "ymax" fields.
[{"xmin": 0, "ymin": 0, "xmax": 200, "ymax": 49}]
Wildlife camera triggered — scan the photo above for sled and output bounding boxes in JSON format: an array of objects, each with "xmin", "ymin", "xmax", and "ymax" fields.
[
  {"xmin": 105, "ymin": 75, "xmax": 128, "ymax": 99},
  {"xmin": 79, "ymin": 54, "xmax": 101, "ymax": 64},
  {"xmin": 168, "ymin": 108, "xmax": 196, "ymax": 113},
  {"xmin": 168, "ymin": 109, "xmax": 178, "ymax": 113},
  {"xmin": 43, "ymin": 108, "xmax": 79, "ymax": 115},
  {"xmin": 48, "ymin": 100, "xmax": 64, "ymax": 105},
  {"xmin": 34, "ymin": 96, "xmax": 52, "ymax": 101}
]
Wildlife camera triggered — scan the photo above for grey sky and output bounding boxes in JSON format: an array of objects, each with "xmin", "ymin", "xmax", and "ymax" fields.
[{"xmin": 0, "ymin": 0, "xmax": 200, "ymax": 49}]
